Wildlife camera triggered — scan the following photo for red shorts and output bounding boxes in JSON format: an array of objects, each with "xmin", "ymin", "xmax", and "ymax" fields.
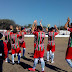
[
  {"xmin": 7, "ymin": 42, "xmax": 11, "ymax": 51},
  {"xmin": 34, "ymin": 49, "xmax": 44, "ymax": 58},
  {"xmin": 66, "ymin": 47, "xmax": 72, "ymax": 59},
  {"xmin": 19, "ymin": 42, "xmax": 26, "ymax": 48},
  {"xmin": 34, "ymin": 43, "xmax": 36, "ymax": 49},
  {"xmin": 12, "ymin": 48, "xmax": 21, "ymax": 54},
  {"xmin": 4, "ymin": 51, "xmax": 8, "ymax": 58},
  {"xmin": 47, "ymin": 44, "xmax": 55, "ymax": 52}
]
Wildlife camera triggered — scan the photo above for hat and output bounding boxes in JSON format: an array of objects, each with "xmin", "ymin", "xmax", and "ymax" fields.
[{"xmin": 0, "ymin": 33, "xmax": 3, "ymax": 39}]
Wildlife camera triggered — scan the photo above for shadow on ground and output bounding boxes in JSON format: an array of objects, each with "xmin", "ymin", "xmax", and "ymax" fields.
[{"xmin": 45, "ymin": 62, "xmax": 67, "ymax": 72}]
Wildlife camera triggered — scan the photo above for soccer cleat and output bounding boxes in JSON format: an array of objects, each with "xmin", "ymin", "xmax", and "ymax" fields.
[
  {"xmin": 47, "ymin": 59, "xmax": 49, "ymax": 62},
  {"xmin": 42, "ymin": 71, "xmax": 45, "ymax": 72},
  {"xmin": 28, "ymin": 68, "xmax": 35, "ymax": 71},
  {"xmin": 51, "ymin": 61, "xmax": 54, "ymax": 63},
  {"xmin": 18, "ymin": 61, "xmax": 20, "ymax": 64},
  {"xmin": 5, "ymin": 60, "xmax": 8, "ymax": 63},
  {"xmin": 22, "ymin": 56, "xmax": 26, "ymax": 59},
  {"xmin": 12, "ymin": 62, "xmax": 15, "ymax": 65}
]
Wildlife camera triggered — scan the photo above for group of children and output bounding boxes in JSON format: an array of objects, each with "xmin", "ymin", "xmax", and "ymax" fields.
[
  {"xmin": 1, "ymin": 17, "xmax": 72, "ymax": 72},
  {"xmin": 3, "ymin": 25, "xmax": 26, "ymax": 64}
]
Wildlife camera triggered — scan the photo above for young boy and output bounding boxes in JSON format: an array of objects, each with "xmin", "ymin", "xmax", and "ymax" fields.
[
  {"xmin": 3, "ymin": 27, "xmax": 12, "ymax": 62},
  {"xmin": 32, "ymin": 20, "xmax": 43, "ymax": 52},
  {"xmin": 28, "ymin": 25, "xmax": 45, "ymax": 72},
  {"xmin": 11, "ymin": 29, "xmax": 21, "ymax": 64},
  {"xmin": 64, "ymin": 17, "xmax": 72, "ymax": 68},
  {"xmin": 19, "ymin": 27, "xmax": 26, "ymax": 58},
  {"xmin": 0, "ymin": 33, "xmax": 8, "ymax": 72},
  {"xmin": 46, "ymin": 25, "xmax": 59, "ymax": 63}
]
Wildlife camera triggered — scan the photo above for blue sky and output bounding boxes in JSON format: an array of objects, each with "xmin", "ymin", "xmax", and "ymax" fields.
[{"xmin": 0, "ymin": 0, "xmax": 72, "ymax": 27}]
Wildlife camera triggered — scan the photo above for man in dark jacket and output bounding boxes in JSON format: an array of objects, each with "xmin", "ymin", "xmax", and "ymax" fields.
[{"xmin": 0, "ymin": 33, "xmax": 8, "ymax": 72}]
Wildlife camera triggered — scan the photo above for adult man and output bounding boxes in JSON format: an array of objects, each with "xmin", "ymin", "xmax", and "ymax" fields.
[
  {"xmin": 3, "ymin": 27, "xmax": 12, "ymax": 62},
  {"xmin": 28, "ymin": 21, "xmax": 45, "ymax": 72},
  {"xmin": 11, "ymin": 29, "xmax": 21, "ymax": 64},
  {"xmin": 19, "ymin": 27, "xmax": 26, "ymax": 58}
]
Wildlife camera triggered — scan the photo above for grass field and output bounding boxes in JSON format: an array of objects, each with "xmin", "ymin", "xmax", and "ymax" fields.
[{"xmin": 3, "ymin": 37, "xmax": 72, "ymax": 72}]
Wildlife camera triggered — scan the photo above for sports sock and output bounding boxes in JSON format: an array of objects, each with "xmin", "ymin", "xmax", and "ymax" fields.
[
  {"xmin": 50, "ymin": 50, "xmax": 52, "ymax": 58},
  {"xmin": 51, "ymin": 53, "xmax": 54, "ymax": 62},
  {"xmin": 40, "ymin": 58, "xmax": 45, "ymax": 71},
  {"xmin": 18, "ymin": 53, "xmax": 21, "ymax": 63},
  {"xmin": 66, "ymin": 59, "xmax": 72, "ymax": 68},
  {"xmin": 23, "ymin": 48, "xmax": 26, "ymax": 57},
  {"xmin": 12, "ymin": 54, "xmax": 14, "ymax": 63},
  {"xmin": 33, "ymin": 58, "xmax": 38, "ymax": 69},
  {"xmin": 47, "ymin": 51, "xmax": 49, "ymax": 60}
]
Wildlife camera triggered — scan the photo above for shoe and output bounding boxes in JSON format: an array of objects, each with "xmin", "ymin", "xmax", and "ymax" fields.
[
  {"xmin": 8, "ymin": 59, "xmax": 10, "ymax": 63},
  {"xmin": 28, "ymin": 68, "xmax": 35, "ymax": 71},
  {"xmin": 42, "ymin": 71, "xmax": 45, "ymax": 72},
  {"xmin": 5, "ymin": 60, "xmax": 8, "ymax": 63},
  {"xmin": 22, "ymin": 56, "xmax": 26, "ymax": 58},
  {"xmin": 51, "ymin": 61, "xmax": 54, "ymax": 63},
  {"xmin": 18, "ymin": 61, "xmax": 20, "ymax": 64},
  {"xmin": 12, "ymin": 62, "xmax": 15, "ymax": 65},
  {"xmin": 47, "ymin": 59, "xmax": 49, "ymax": 62}
]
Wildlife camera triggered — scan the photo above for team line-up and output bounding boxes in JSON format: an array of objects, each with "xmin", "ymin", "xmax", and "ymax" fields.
[{"xmin": 0, "ymin": 17, "xmax": 72, "ymax": 72}]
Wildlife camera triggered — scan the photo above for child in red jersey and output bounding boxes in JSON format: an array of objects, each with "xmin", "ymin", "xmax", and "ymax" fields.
[
  {"xmin": 19, "ymin": 27, "xmax": 26, "ymax": 58},
  {"xmin": 28, "ymin": 24, "xmax": 45, "ymax": 72},
  {"xmin": 46, "ymin": 25, "xmax": 59, "ymax": 63},
  {"xmin": 32, "ymin": 20, "xmax": 43, "ymax": 53},
  {"xmin": 11, "ymin": 29, "xmax": 21, "ymax": 64},
  {"xmin": 3, "ymin": 27, "xmax": 13, "ymax": 62},
  {"xmin": 64, "ymin": 17, "xmax": 72, "ymax": 68}
]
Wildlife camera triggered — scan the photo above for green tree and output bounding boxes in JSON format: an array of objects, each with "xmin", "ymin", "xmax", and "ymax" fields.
[{"xmin": 0, "ymin": 19, "xmax": 19, "ymax": 29}]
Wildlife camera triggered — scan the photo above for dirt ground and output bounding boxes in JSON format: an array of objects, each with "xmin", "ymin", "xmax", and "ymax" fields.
[{"xmin": 3, "ymin": 37, "xmax": 72, "ymax": 72}]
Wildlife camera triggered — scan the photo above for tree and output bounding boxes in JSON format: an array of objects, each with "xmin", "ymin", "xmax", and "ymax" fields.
[
  {"xmin": 58, "ymin": 26, "xmax": 65, "ymax": 30},
  {"xmin": 0, "ymin": 19, "xmax": 20, "ymax": 29},
  {"xmin": 28, "ymin": 24, "xmax": 32, "ymax": 28}
]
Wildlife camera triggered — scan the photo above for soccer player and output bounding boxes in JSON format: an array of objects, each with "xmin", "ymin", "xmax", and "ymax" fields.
[
  {"xmin": 64, "ymin": 17, "xmax": 72, "ymax": 68},
  {"xmin": 28, "ymin": 23, "xmax": 45, "ymax": 72},
  {"xmin": 46, "ymin": 25, "xmax": 59, "ymax": 63},
  {"xmin": 3, "ymin": 27, "xmax": 12, "ymax": 62},
  {"xmin": 11, "ymin": 29, "xmax": 21, "ymax": 64},
  {"xmin": 19, "ymin": 27, "xmax": 26, "ymax": 58},
  {"xmin": 0, "ymin": 33, "xmax": 8, "ymax": 72},
  {"xmin": 33, "ymin": 20, "xmax": 43, "ymax": 52}
]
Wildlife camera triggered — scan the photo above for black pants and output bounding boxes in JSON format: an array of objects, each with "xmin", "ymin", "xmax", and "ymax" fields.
[{"xmin": 0, "ymin": 60, "xmax": 3, "ymax": 72}]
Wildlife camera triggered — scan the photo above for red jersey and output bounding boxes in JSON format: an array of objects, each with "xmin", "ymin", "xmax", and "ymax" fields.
[
  {"xmin": 67, "ymin": 27, "xmax": 72, "ymax": 47},
  {"xmin": 33, "ymin": 31, "xmax": 45, "ymax": 51},
  {"xmin": 4, "ymin": 31, "xmax": 13, "ymax": 44},
  {"xmin": 19, "ymin": 31, "xmax": 26, "ymax": 43},
  {"xmin": 11, "ymin": 33, "xmax": 19, "ymax": 49},
  {"xmin": 48, "ymin": 31, "xmax": 58, "ymax": 46},
  {"xmin": 3, "ymin": 42, "xmax": 8, "ymax": 58}
]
